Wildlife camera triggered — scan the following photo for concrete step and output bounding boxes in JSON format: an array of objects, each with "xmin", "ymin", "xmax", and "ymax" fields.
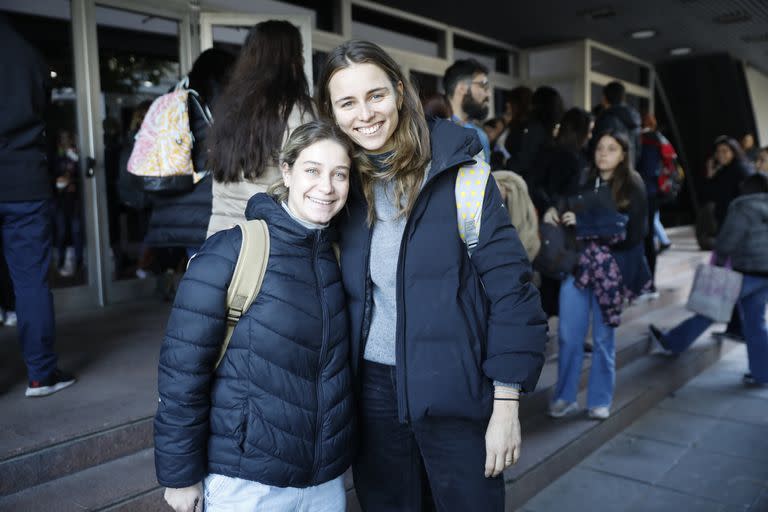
[
  {"xmin": 504, "ymin": 339, "xmax": 738, "ymax": 511},
  {"xmin": 0, "ymin": 417, "xmax": 153, "ymax": 497},
  {"xmin": 0, "ymin": 448, "xmax": 163, "ymax": 512}
]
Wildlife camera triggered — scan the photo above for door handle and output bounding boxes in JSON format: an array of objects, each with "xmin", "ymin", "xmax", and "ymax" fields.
[{"xmin": 85, "ymin": 156, "xmax": 96, "ymax": 178}]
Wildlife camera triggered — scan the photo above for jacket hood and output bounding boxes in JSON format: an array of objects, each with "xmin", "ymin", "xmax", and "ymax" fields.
[
  {"xmin": 426, "ymin": 118, "xmax": 484, "ymax": 180},
  {"xmin": 244, "ymin": 192, "xmax": 337, "ymax": 244},
  {"xmin": 732, "ymin": 193, "xmax": 768, "ymax": 221},
  {"xmin": 604, "ymin": 104, "xmax": 641, "ymax": 131}
]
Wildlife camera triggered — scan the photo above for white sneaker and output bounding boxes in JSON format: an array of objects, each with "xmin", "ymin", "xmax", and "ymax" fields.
[
  {"xmin": 3, "ymin": 311, "xmax": 17, "ymax": 327},
  {"xmin": 59, "ymin": 246, "xmax": 76, "ymax": 277},
  {"xmin": 588, "ymin": 406, "xmax": 610, "ymax": 420},
  {"xmin": 548, "ymin": 399, "xmax": 579, "ymax": 418}
]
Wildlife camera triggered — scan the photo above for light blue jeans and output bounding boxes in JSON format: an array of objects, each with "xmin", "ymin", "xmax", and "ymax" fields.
[
  {"xmin": 662, "ymin": 274, "xmax": 768, "ymax": 383},
  {"xmin": 553, "ymin": 276, "xmax": 616, "ymax": 408},
  {"xmin": 653, "ymin": 211, "xmax": 670, "ymax": 246},
  {"xmin": 203, "ymin": 474, "xmax": 345, "ymax": 512}
]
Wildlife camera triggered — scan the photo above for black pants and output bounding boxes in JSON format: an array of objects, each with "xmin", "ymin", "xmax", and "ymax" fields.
[
  {"xmin": 644, "ymin": 195, "xmax": 659, "ymax": 282},
  {"xmin": 353, "ymin": 361, "xmax": 505, "ymax": 512}
]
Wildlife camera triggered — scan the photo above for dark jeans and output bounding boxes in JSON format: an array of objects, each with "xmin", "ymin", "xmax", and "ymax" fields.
[
  {"xmin": 663, "ymin": 275, "xmax": 768, "ymax": 382},
  {"xmin": 644, "ymin": 195, "xmax": 658, "ymax": 282},
  {"xmin": 0, "ymin": 200, "xmax": 57, "ymax": 380},
  {"xmin": 54, "ymin": 191, "xmax": 84, "ymax": 266},
  {"xmin": 354, "ymin": 361, "xmax": 504, "ymax": 512}
]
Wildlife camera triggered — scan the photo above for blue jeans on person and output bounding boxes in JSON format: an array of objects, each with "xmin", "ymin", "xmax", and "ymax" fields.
[
  {"xmin": 553, "ymin": 276, "xmax": 616, "ymax": 408},
  {"xmin": 354, "ymin": 361, "xmax": 505, "ymax": 512},
  {"xmin": 653, "ymin": 211, "xmax": 670, "ymax": 246},
  {"xmin": 662, "ymin": 274, "xmax": 768, "ymax": 383},
  {"xmin": 0, "ymin": 200, "xmax": 57, "ymax": 381},
  {"xmin": 202, "ymin": 473, "xmax": 345, "ymax": 511}
]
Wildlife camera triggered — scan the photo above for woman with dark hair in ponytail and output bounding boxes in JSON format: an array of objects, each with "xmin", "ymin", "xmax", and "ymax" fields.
[{"xmin": 206, "ymin": 20, "xmax": 315, "ymax": 237}]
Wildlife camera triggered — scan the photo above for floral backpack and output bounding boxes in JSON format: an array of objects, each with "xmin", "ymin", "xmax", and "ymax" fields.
[{"xmin": 127, "ymin": 77, "xmax": 211, "ymax": 194}]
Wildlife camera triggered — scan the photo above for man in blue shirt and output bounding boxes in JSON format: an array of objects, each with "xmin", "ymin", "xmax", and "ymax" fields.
[{"xmin": 444, "ymin": 59, "xmax": 492, "ymax": 163}]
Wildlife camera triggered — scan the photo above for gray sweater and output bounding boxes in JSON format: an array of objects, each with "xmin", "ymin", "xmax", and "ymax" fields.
[{"xmin": 363, "ymin": 179, "xmax": 406, "ymax": 365}]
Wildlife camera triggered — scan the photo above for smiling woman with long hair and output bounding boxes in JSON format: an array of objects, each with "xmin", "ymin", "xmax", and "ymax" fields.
[
  {"xmin": 316, "ymin": 40, "xmax": 547, "ymax": 511},
  {"xmin": 205, "ymin": 20, "xmax": 315, "ymax": 237}
]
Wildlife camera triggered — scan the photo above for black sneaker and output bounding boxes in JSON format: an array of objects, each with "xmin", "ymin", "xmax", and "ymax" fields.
[
  {"xmin": 649, "ymin": 324, "xmax": 674, "ymax": 356},
  {"xmin": 712, "ymin": 330, "xmax": 745, "ymax": 342},
  {"xmin": 657, "ymin": 242, "xmax": 672, "ymax": 255},
  {"xmin": 743, "ymin": 373, "xmax": 766, "ymax": 387},
  {"xmin": 25, "ymin": 369, "xmax": 77, "ymax": 397}
]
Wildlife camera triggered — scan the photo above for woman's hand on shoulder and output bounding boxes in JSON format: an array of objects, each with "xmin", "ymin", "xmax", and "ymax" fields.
[
  {"xmin": 164, "ymin": 483, "xmax": 203, "ymax": 512},
  {"xmin": 543, "ymin": 207, "xmax": 560, "ymax": 225},
  {"xmin": 561, "ymin": 211, "xmax": 576, "ymax": 226}
]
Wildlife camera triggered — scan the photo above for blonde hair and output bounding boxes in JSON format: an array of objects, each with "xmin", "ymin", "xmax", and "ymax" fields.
[
  {"xmin": 316, "ymin": 40, "xmax": 431, "ymax": 225},
  {"xmin": 267, "ymin": 120, "xmax": 356, "ymax": 203}
]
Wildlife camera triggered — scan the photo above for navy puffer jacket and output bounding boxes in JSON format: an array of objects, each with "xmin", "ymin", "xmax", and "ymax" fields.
[
  {"xmin": 154, "ymin": 193, "xmax": 354, "ymax": 489},
  {"xmin": 338, "ymin": 118, "xmax": 548, "ymax": 423}
]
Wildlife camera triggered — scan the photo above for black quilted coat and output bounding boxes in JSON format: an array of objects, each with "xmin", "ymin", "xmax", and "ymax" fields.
[{"xmin": 154, "ymin": 193, "xmax": 355, "ymax": 489}]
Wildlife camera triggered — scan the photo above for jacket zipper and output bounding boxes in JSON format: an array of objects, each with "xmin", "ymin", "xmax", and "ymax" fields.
[
  {"xmin": 357, "ymin": 229, "xmax": 375, "ymax": 376},
  {"xmin": 310, "ymin": 232, "xmax": 328, "ymax": 483},
  {"xmin": 393, "ymin": 164, "xmax": 471, "ymax": 424}
]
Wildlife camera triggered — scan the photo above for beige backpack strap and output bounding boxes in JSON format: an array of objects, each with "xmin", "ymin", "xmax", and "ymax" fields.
[
  {"xmin": 455, "ymin": 160, "xmax": 491, "ymax": 255},
  {"xmin": 215, "ymin": 219, "xmax": 270, "ymax": 370}
]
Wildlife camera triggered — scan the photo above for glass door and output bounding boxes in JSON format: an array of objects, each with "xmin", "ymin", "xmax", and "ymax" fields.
[
  {"xmin": 0, "ymin": 0, "xmax": 100, "ymax": 311},
  {"xmin": 82, "ymin": 1, "xmax": 190, "ymax": 305},
  {"xmin": 199, "ymin": 13, "xmax": 314, "ymax": 91}
]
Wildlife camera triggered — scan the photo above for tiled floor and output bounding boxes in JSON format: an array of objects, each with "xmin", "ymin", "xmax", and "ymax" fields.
[{"xmin": 522, "ymin": 346, "xmax": 768, "ymax": 512}]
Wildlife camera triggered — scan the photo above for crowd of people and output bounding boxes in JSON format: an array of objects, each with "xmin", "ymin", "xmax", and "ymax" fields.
[{"xmin": 2, "ymin": 13, "xmax": 766, "ymax": 512}]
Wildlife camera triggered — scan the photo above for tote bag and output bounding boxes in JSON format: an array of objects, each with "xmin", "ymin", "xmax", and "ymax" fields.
[{"xmin": 685, "ymin": 256, "xmax": 742, "ymax": 322}]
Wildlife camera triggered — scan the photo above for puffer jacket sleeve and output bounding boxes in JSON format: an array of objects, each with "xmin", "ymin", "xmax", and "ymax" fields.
[
  {"xmin": 714, "ymin": 201, "xmax": 748, "ymax": 257},
  {"xmin": 470, "ymin": 175, "xmax": 548, "ymax": 392},
  {"xmin": 154, "ymin": 227, "xmax": 242, "ymax": 488}
]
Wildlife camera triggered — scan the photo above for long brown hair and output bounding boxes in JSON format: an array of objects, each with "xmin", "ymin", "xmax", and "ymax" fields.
[
  {"xmin": 590, "ymin": 130, "xmax": 637, "ymax": 209},
  {"xmin": 316, "ymin": 40, "xmax": 431, "ymax": 224},
  {"xmin": 208, "ymin": 20, "xmax": 314, "ymax": 183}
]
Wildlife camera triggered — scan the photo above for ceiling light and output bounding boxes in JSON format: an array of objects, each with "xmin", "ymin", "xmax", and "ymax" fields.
[
  {"xmin": 669, "ymin": 47, "xmax": 692, "ymax": 56},
  {"xmin": 50, "ymin": 71, "xmax": 57, "ymax": 78},
  {"xmin": 631, "ymin": 29, "xmax": 656, "ymax": 39},
  {"xmin": 142, "ymin": 80, "xmax": 154, "ymax": 87}
]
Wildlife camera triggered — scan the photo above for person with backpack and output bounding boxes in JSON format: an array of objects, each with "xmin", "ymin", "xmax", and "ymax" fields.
[
  {"xmin": 140, "ymin": 48, "xmax": 236, "ymax": 258},
  {"xmin": 638, "ymin": 112, "xmax": 681, "ymax": 294},
  {"xmin": 206, "ymin": 20, "xmax": 315, "ymax": 238},
  {"xmin": 155, "ymin": 121, "xmax": 356, "ymax": 512},
  {"xmin": 532, "ymin": 107, "xmax": 593, "ymax": 317},
  {"xmin": 547, "ymin": 130, "xmax": 651, "ymax": 421},
  {"xmin": 316, "ymin": 40, "xmax": 548, "ymax": 511}
]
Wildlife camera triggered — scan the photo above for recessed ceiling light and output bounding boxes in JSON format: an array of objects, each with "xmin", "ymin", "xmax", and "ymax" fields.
[
  {"xmin": 50, "ymin": 71, "xmax": 57, "ymax": 78},
  {"xmin": 631, "ymin": 29, "xmax": 656, "ymax": 39},
  {"xmin": 669, "ymin": 47, "xmax": 692, "ymax": 56}
]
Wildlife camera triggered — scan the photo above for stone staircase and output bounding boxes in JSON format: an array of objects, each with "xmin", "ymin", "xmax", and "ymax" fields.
[{"xmin": 0, "ymin": 228, "xmax": 730, "ymax": 512}]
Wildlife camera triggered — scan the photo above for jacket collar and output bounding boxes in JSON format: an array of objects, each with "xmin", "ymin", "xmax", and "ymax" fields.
[
  {"xmin": 425, "ymin": 117, "xmax": 484, "ymax": 182},
  {"xmin": 244, "ymin": 193, "xmax": 336, "ymax": 246}
]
